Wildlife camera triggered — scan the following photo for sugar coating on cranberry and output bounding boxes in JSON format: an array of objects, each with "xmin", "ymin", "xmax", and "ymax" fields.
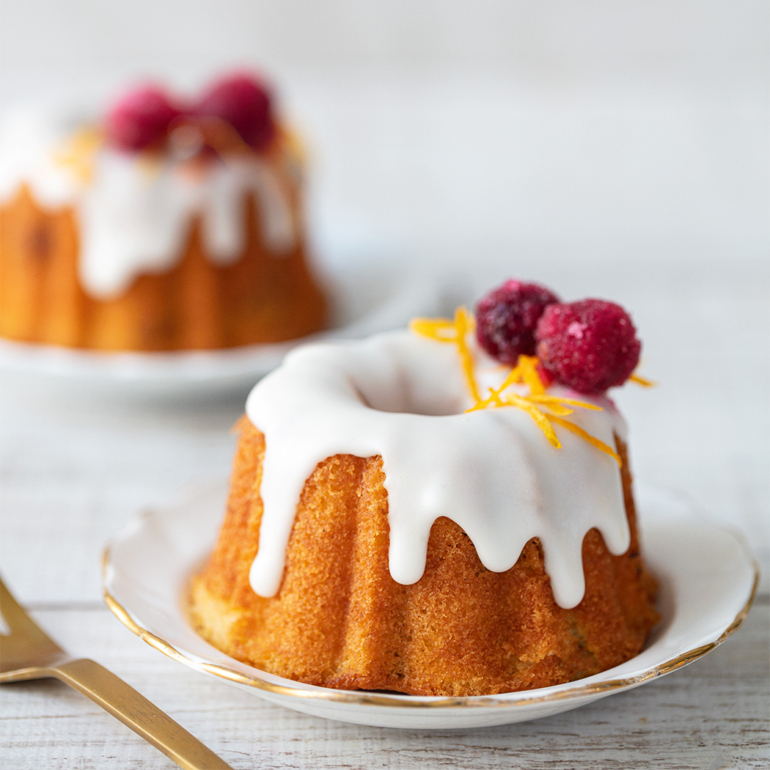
[
  {"xmin": 193, "ymin": 73, "xmax": 275, "ymax": 149},
  {"xmin": 475, "ymin": 280, "xmax": 560, "ymax": 364},
  {"xmin": 105, "ymin": 86, "xmax": 180, "ymax": 151},
  {"xmin": 535, "ymin": 299, "xmax": 641, "ymax": 394}
]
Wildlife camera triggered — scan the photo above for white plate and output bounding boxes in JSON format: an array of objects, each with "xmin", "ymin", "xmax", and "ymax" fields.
[
  {"xmin": 0, "ymin": 266, "xmax": 443, "ymax": 397},
  {"xmin": 102, "ymin": 482, "xmax": 758, "ymax": 730}
]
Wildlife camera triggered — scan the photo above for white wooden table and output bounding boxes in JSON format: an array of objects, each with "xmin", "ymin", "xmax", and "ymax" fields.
[{"xmin": 0, "ymin": 252, "xmax": 767, "ymax": 768}]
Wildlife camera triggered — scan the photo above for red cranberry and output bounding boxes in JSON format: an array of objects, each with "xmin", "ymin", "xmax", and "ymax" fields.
[
  {"xmin": 105, "ymin": 85, "xmax": 180, "ymax": 151},
  {"xmin": 535, "ymin": 299, "xmax": 641, "ymax": 394},
  {"xmin": 193, "ymin": 73, "xmax": 275, "ymax": 149},
  {"xmin": 475, "ymin": 280, "xmax": 560, "ymax": 364}
]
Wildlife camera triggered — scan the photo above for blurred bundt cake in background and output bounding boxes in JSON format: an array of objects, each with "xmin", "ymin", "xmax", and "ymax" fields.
[{"xmin": 0, "ymin": 72, "xmax": 327, "ymax": 351}]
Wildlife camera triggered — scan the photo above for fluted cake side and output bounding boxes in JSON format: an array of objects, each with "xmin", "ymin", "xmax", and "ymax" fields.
[{"xmin": 190, "ymin": 417, "xmax": 658, "ymax": 697}]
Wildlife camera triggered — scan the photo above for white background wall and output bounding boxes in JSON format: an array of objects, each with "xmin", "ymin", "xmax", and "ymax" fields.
[
  {"xmin": 1, "ymin": 1, "xmax": 767, "ymax": 263},
  {"xmin": 1, "ymin": 2, "xmax": 768, "ymax": 574}
]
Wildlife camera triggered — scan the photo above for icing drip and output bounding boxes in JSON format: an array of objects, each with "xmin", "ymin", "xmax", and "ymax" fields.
[
  {"xmin": 0, "ymin": 105, "xmax": 85, "ymax": 207},
  {"xmin": 79, "ymin": 152, "xmax": 296, "ymax": 298},
  {"xmin": 0, "ymin": 106, "xmax": 298, "ymax": 299},
  {"xmin": 246, "ymin": 330, "xmax": 631, "ymax": 609}
]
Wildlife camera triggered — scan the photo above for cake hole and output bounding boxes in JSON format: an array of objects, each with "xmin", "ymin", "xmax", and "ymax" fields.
[{"xmin": 354, "ymin": 386, "xmax": 465, "ymax": 417}]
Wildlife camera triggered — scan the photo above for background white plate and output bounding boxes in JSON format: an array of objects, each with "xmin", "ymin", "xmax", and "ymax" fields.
[
  {"xmin": 102, "ymin": 481, "xmax": 758, "ymax": 730},
  {"xmin": 0, "ymin": 266, "xmax": 443, "ymax": 397}
]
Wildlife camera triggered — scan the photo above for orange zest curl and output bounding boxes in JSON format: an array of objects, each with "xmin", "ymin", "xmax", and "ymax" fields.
[
  {"xmin": 494, "ymin": 354, "xmax": 546, "ymax": 396},
  {"xmin": 411, "ymin": 309, "xmax": 624, "ymax": 466},
  {"xmin": 501, "ymin": 392, "xmax": 561, "ymax": 448},
  {"xmin": 473, "ymin": 385, "xmax": 622, "ymax": 467},
  {"xmin": 526, "ymin": 394, "xmax": 603, "ymax": 413},
  {"xmin": 53, "ymin": 126, "xmax": 104, "ymax": 183},
  {"xmin": 453, "ymin": 307, "xmax": 481, "ymax": 403},
  {"xmin": 630, "ymin": 373, "xmax": 656, "ymax": 387},
  {"xmin": 548, "ymin": 416, "xmax": 622, "ymax": 466},
  {"xmin": 410, "ymin": 308, "xmax": 481, "ymax": 402},
  {"xmin": 409, "ymin": 317, "xmax": 457, "ymax": 341}
]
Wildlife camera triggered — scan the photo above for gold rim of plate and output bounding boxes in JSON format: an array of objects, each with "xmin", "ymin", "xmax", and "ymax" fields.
[{"xmin": 101, "ymin": 545, "xmax": 759, "ymax": 710}]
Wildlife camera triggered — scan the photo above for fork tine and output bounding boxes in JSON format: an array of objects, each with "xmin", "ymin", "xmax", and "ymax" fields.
[{"xmin": 0, "ymin": 574, "xmax": 59, "ymax": 647}]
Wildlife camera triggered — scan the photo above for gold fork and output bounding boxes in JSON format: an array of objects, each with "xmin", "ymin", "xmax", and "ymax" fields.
[{"xmin": 0, "ymin": 575, "xmax": 233, "ymax": 770}]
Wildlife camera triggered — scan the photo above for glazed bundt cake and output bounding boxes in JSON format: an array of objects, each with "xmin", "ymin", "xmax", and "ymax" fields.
[
  {"xmin": 190, "ymin": 281, "xmax": 658, "ymax": 696},
  {"xmin": 0, "ymin": 73, "xmax": 326, "ymax": 351}
]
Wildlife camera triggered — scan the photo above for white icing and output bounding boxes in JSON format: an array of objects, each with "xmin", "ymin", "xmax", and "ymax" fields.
[
  {"xmin": 0, "ymin": 105, "xmax": 298, "ymax": 299},
  {"xmin": 246, "ymin": 330, "xmax": 631, "ymax": 609},
  {"xmin": 0, "ymin": 104, "xmax": 86, "ymax": 207}
]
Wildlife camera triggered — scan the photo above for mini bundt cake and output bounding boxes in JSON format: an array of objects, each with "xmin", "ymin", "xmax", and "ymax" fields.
[
  {"xmin": 190, "ymin": 281, "xmax": 658, "ymax": 696},
  {"xmin": 0, "ymin": 72, "xmax": 326, "ymax": 351}
]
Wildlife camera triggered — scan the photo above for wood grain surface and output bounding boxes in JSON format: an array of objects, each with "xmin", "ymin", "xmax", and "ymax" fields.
[{"xmin": 0, "ymin": 601, "xmax": 767, "ymax": 769}]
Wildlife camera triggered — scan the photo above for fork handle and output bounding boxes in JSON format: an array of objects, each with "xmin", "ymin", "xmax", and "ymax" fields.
[{"xmin": 50, "ymin": 658, "xmax": 233, "ymax": 770}]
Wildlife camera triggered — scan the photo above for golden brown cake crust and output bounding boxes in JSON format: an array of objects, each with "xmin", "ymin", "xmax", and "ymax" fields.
[
  {"xmin": 190, "ymin": 417, "xmax": 658, "ymax": 696},
  {"xmin": 0, "ymin": 165, "xmax": 326, "ymax": 351}
]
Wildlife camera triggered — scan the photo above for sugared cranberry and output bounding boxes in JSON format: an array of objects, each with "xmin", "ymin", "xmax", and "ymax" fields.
[
  {"xmin": 105, "ymin": 85, "xmax": 180, "ymax": 151},
  {"xmin": 535, "ymin": 299, "xmax": 641, "ymax": 394},
  {"xmin": 193, "ymin": 73, "xmax": 275, "ymax": 149},
  {"xmin": 475, "ymin": 280, "xmax": 560, "ymax": 364}
]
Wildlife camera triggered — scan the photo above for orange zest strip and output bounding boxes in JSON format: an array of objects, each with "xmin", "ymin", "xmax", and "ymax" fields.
[
  {"xmin": 526, "ymin": 395, "xmax": 603, "ymax": 411},
  {"xmin": 410, "ymin": 310, "xmax": 480, "ymax": 403},
  {"xmin": 504, "ymin": 393, "xmax": 561, "ymax": 448},
  {"xmin": 409, "ymin": 317, "xmax": 457, "ymax": 342},
  {"xmin": 549, "ymin": 416, "xmax": 622, "ymax": 467},
  {"xmin": 517, "ymin": 355, "xmax": 546, "ymax": 396},
  {"xmin": 53, "ymin": 126, "xmax": 104, "ymax": 183},
  {"xmin": 466, "ymin": 390, "xmax": 497, "ymax": 412},
  {"xmin": 630, "ymin": 373, "xmax": 656, "ymax": 387},
  {"xmin": 453, "ymin": 307, "xmax": 481, "ymax": 403},
  {"xmin": 498, "ymin": 364, "xmax": 523, "ymax": 390},
  {"xmin": 489, "ymin": 390, "xmax": 506, "ymax": 407},
  {"xmin": 538, "ymin": 403, "xmax": 575, "ymax": 417}
]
